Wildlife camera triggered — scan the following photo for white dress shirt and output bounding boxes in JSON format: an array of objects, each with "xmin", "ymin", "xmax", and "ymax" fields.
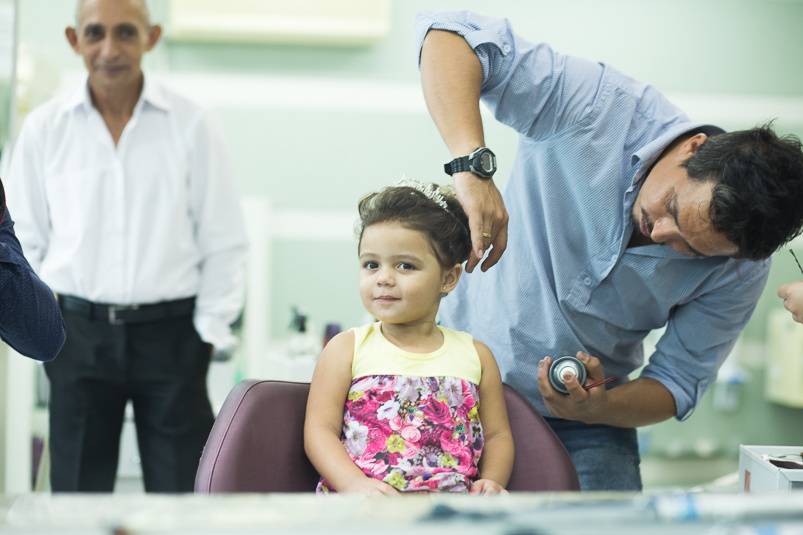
[{"xmin": 5, "ymin": 76, "xmax": 248, "ymax": 350}]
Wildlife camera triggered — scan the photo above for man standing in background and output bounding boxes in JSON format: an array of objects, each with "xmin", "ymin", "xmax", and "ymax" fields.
[{"xmin": 6, "ymin": 0, "xmax": 247, "ymax": 492}]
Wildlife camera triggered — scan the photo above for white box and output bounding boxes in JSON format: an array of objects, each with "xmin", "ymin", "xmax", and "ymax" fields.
[
  {"xmin": 739, "ymin": 445, "xmax": 803, "ymax": 493},
  {"xmin": 766, "ymin": 309, "xmax": 803, "ymax": 407}
]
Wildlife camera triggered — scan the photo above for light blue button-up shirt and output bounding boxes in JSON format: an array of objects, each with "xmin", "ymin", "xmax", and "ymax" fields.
[{"xmin": 417, "ymin": 11, "xmax": 770, "ymax": 421}]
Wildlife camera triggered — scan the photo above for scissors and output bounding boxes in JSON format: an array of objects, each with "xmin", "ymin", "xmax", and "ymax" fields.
[{"xmin": 790, "ymin": 249, "xmax": 803, "ymax": 275}]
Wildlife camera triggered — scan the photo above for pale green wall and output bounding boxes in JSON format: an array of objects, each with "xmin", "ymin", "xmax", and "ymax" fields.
[
  {"xmin": 23, "ymin": 0, "xmax": 803, "ymax": 94},
  {"xmin": 11, "ymin": 0, "xmax": 803, "ymax": 482}
]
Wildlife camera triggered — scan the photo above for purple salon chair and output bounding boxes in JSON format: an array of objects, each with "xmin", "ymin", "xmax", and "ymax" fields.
[{"xmin": 195, "ymin": 380, "xmax": 579, "ymax": 493}]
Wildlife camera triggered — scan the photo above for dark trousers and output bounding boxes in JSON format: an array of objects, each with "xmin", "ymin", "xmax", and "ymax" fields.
[
  {"xmin": 546, "ymin": 417, "xmax": 642, "ymax": 491},
  {"xmin": 44, "ymin": 309, "xmax": 214, "ymax": 492}
]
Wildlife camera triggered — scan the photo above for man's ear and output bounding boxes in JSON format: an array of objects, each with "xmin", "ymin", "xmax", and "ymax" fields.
[
  {"xmin": 441, "ymin": 264, "xmax": 463, "ymax": 296},
  {"xmin": 685, "ymin": 132, "xmax": 708, "ymax": 156},
  {"xmin": 65, "ymin": 27, "xmax": 79, "ymax": 52},
  {"xmin": 146, "ymin": 25, "xmax": 162, "ymax": 51}
]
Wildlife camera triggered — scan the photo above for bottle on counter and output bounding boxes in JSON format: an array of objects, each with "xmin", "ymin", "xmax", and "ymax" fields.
[
  {"xmin": 287, "ymin": 306, "xmax": 320, "ymax": 360},
  {"xmin": 322, "ymin": 322, "xmax": 342, "ymax": 348}
]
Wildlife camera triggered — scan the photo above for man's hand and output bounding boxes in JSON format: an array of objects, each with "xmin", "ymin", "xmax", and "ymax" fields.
[
  {"xmin": 338, "ymin": 476, "xmax": 400, "ymax": 496},
  {"xmin": 778, "ymin": 281, "xmax": 803, "ymax": 324},
  {"xmin": 453, "ymin": 172, "xmax": 509, "ymax": 272},
  {"xmin": 469, "ymin": 478, "xmax": 508, "ymax": 495},
  {"xmin": 537, "ymin": 351, "xmax": 609, "ymax": 424}
]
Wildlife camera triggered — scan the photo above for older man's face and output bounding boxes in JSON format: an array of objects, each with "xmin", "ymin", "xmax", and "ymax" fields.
[{"xmin": 67, "ymin": 0, "xmax": 159, "ymax": 91}]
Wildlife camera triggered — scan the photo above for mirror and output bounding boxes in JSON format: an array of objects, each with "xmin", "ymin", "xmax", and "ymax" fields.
[{"xmin": 0, "ymin": 0, "xmax": 15, "ymax": 156}]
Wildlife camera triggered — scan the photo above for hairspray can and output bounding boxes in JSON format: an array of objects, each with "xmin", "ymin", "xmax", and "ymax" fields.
[{"xmin": 548, "ymin": 355, "xmax": 587, "ymax": 395}]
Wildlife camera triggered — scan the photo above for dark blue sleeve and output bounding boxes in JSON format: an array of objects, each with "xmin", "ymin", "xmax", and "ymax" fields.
[{"xmin": 0, "ymin": 207, "xmax": 66, "ymax": 361}]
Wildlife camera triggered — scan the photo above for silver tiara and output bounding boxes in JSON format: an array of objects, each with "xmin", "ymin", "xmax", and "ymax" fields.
[{"xmin": 396, "ymin": 178, "xmax": 451, "ymax": 212}]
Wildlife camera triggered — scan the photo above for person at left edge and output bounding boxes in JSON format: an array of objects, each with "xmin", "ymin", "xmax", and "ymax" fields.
[
  {"xmin": 5, "ymin": 0, "xmax": 248, "ymax": 492},
  {"xmin": 0, "ymin": 177, "xmax": 65, "ymax": 361}
]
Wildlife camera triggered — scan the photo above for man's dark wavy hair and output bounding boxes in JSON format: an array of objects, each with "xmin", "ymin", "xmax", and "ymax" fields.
[{"xmin": 682, "ymin": 123, "xmax": 803, "ymax": 260}]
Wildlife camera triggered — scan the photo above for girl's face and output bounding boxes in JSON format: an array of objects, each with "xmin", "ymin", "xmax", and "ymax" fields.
[{"xmin": 358, "ymin": 222, "xmax": 460, "ymax": 326}]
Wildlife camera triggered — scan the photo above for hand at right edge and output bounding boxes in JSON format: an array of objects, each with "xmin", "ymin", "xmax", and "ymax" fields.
[{"xmin": 778, "ymin": 281, "xmax": 803, "ymax": 323}]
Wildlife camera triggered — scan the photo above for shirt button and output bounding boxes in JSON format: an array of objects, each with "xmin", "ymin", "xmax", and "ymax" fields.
[
  {"xmin": 502, "ymin": 43, "xmax": 511, "ymax": 54},
  {"xmin": 584, "ymin": 277, "xmax": 592, "ymax": 286}
]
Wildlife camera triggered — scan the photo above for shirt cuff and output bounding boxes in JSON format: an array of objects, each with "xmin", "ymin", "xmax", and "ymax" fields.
[
  {"xmin": 415, "ymin": 11, "xmax": 512, "ymax": 83},
  {"xmin": 193, "ymin": 312, "xmax": 237, "ymax": 353},
  {"xmin": 640, "ymin": 368, "xmax": 711, "ymax": 421}
]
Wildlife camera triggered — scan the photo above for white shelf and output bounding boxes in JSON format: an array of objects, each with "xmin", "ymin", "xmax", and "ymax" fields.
[{"xmin": 168, "ymin": 0, "xmax": 391, "ymax": 46}]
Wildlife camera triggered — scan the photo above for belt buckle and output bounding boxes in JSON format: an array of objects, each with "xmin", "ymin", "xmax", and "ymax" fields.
[{"xmin": 108, "ymin": 304, "xmax": 138, "ymax": 325}]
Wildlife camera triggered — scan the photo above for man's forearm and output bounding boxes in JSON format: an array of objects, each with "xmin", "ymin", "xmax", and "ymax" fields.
[
  {"xmin": 420, "ymin": 30, "xmax": 485, "ymax": 156},
  {"xmin": 594, "ymin": 378, "xmax": 677, "ymax": 428}
]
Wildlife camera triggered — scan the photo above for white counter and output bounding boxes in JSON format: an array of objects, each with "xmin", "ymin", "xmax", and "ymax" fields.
[{"xmin": 2, "ymin": 492, "xmax": 803, "ymax": 534}]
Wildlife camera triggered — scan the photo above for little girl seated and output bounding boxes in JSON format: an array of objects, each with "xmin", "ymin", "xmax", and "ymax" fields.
[{"xmin": 304, "ymin": 180, "xmax": 514, "ymax": 495}]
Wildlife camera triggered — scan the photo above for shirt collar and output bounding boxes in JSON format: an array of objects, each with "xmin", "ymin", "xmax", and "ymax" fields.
[
  {"xmin": 61, "ymin": 74, "xmax": 171, "ymax": 114},
  {"xmin": 630, "ymin": 122, "xmax": 726, "ymax": 186}
]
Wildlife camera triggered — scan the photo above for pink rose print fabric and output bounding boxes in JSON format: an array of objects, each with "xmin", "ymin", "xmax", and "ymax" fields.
[{"xmin": 317, "ymin": 375, "xmax": 483, "ymax": 493}]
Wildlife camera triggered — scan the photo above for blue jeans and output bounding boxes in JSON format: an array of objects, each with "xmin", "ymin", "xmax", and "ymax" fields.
[{"xmin": 546, "ymin": 418, "xmax": 642, "ymax": 491}]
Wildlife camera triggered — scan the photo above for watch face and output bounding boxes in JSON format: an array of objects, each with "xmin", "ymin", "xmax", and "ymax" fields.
[{"xmin": 479, "ymin": 151, "xmax": 495, "ymax": 173}]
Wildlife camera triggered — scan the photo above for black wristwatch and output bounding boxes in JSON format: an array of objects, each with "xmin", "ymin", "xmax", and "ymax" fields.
[{"xmin": 444, "ymin": 147, "xmax": 497, "ymax": 179}]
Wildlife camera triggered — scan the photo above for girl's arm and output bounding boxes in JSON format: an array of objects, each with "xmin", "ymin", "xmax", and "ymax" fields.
[
  {"xmin": 304, "ymin": 330, "xmax": 397, "ymax": 494},
  {"xmin": 472, "ymin": 340, "xmax": 515, "ymax": 494}
]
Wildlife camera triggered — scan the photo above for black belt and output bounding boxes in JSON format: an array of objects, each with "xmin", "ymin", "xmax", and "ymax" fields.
[{"xmin": 58, "ymin": 295, "xmax": 195, "ymax": 325}]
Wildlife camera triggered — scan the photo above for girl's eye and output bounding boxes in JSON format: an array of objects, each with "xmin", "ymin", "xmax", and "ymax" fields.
[
  {"xmin": 363, "ymin": 261, "xmax": 378, "ymax": 270},
  {"xmin": 397, "ymin": 262, "xmax": 416, "ymax": 271}
]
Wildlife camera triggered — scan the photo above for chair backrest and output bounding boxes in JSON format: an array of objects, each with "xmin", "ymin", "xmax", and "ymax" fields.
[
  {"xmin": 195, "ymin": 380, "xmax": 579, "ymax": 493},
  {"xmin": 195, "ymin": 380, "xmax": 319, "ymax": 492},
  {"xmin": 502, "ymin": 384, "xmax": 580, "ymax": 491}
]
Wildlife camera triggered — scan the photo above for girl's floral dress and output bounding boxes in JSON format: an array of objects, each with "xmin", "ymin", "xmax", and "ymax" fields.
[{"xmin": 317, "ymin": 374, "xmax": 483, "ymax": 493}]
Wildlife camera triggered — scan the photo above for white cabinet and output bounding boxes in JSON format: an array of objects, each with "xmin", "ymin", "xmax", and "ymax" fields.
[{"xmin": 169, "ymin": 0, "xmax": 391, "ymax": 46}]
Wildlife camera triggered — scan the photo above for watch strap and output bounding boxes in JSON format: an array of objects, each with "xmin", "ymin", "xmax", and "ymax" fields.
[{"xmin": 444, "ymin": 156, "xmax": 471, "ymax": 176}]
